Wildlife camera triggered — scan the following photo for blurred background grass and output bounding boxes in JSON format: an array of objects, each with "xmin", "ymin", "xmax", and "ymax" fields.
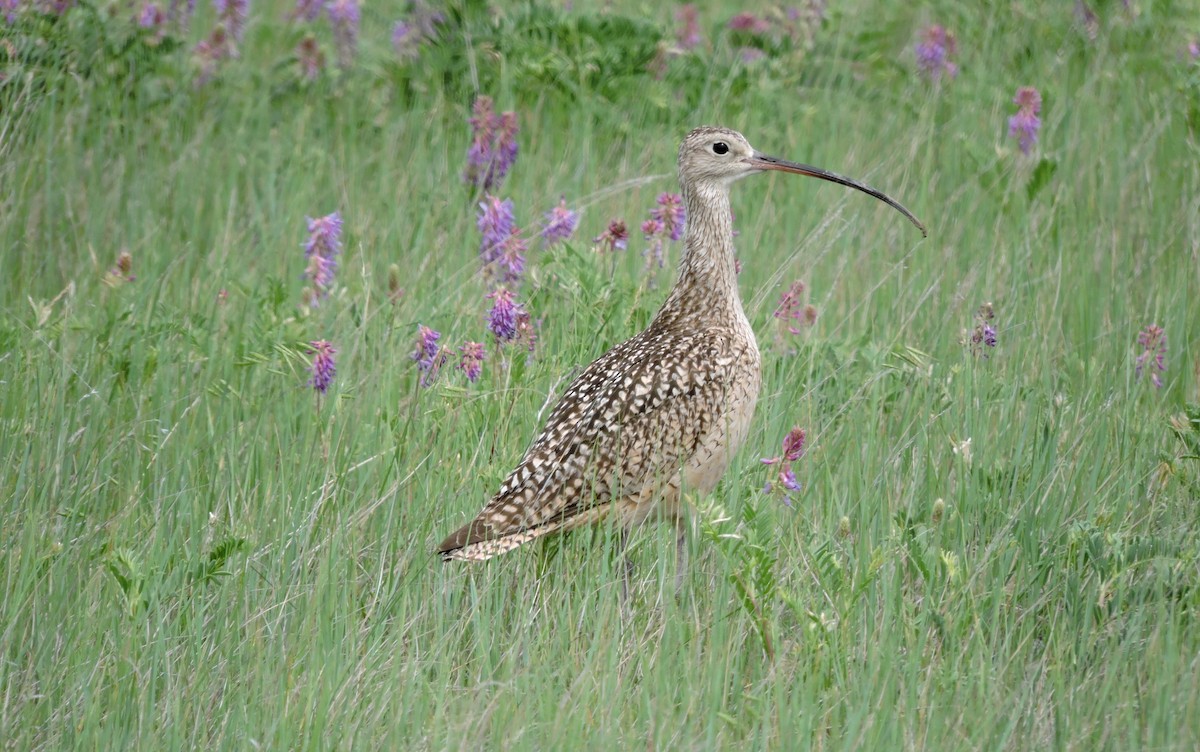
[{"xmin": 2, "ymin": 0, "xmax": 1199, "ymax": 748}]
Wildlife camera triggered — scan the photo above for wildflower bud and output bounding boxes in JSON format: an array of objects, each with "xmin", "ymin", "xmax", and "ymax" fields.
[
  {"xmin": 837, "ymin": 515, "xmax": 851, "ymax": 538},
  {"xmin": 116, "ymin": 250, "xmax": 133, "ymax": 276},
  {"xmin": 932, "ymin": 498, "xmax": 945, "ymax": 524}
]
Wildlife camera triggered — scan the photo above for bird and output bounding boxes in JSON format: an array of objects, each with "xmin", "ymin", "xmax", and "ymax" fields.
[{"xmin": 437, "ymin": 126, "xmax": 925, "ymax": 575}]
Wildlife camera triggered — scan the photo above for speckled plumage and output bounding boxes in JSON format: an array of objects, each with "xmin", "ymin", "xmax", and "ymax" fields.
[{"xmin": 437, "ymin": 126, "xmax": 924, "ymax": 562}]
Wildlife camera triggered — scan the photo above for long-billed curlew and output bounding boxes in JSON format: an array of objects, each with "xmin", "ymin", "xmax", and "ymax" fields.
[{"xmin": 437, "ymin": 126, "xmax": 925, "ymax": 573}]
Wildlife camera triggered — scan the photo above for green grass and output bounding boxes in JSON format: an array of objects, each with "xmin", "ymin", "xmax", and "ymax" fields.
[{"xmin": 3, "ymin": 0, "xmax": 1200, "ymax": 748}]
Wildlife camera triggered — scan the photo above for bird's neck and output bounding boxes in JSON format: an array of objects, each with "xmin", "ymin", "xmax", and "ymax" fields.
[{"xmin": 655, "ymin": 181, "xmax": 744, "ymax": 329}]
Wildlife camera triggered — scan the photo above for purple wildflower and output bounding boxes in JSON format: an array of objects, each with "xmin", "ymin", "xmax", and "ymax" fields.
[
  {"xmin": 327, "ymin": 0, "xmax": 359, "ymax": 69},
  {"xmin": 676, "ymin": 4, "xmax": 701, "ymax": 49},
  {"xmin": 653, "ymin": 192, "xmax": 686, "ymax": 241},
  {"xmin": 593, "ymin": 219, "xmax": 628, "ymax": 253},
  {"xmin": 914, "ymin": 25, "xmax": 958, "ymax": 81},
  {"xmin": 778, "ymin": 466, "xmax": 801, "ymax": 493},
  {"xmin": 782, "ymin": 1, "xmax": 826, "ymax": 46},
  {"xmin": 495, "ymin": 232, "xmax": 527, "ymax": 284},
  {"xmin": 105, "ymin": 250, "xmax": 136, "ymax": 285},
  {"xmin": 639, "ymin": 194, "xmax": 684, "ymax": 280},
  {"xmin": 293, "ymin": 0, "xmax": 321, "ymax": 21},
  {"xmin": 774, "ymin": 281, "xmax": 817, "ymax": 336},
  {"xmin": 1189, "ymin": 38, "xmax": 1200, "ymax": 61},
  {"xmin": 515, "ymin": 309, "xmax": 539, "ymax": 357},
  {"xmin": 486, "ymin": 288, "xmax": 523, "ymax": 342},
  {"xmin": 2, "ymin": 0, "xmax": 20, "ymax": 23},
  {"xmin": 476, "ymin": 195, "xmax": 524, "ymax": 283},
  {"xmin": 169, "ymin": 0, "xmax": 198, "ymax": 27},
  {"xmin": 392, "ymin": 21, "xmax": 420, "ymax": 59},
  {"xmin": 728, "ymin": 12, "xmax": 770, "ymax": 34},
  {"xmin": 761, "ymin": 425, "xmax": 807, "ymax": 504},
  {"xmin": 303, "ymin": 212, "xmax": 342, "ymax": 304},
  {"xmin": 641, "ymin": 219, "xmax": 666, "ymax": 276},
  {"xmin": 737, "ymin": 47, "xmax": 766, "ymax": 64},
  {"xmin": 641, "ymin": 218, "xmax": 664, "ymax": 237},
  {"xmin": 305, "ymin": 255, "xmax": 336, "ymax": 297},
  {"xmin": 297, "ymin": 35, "xmax": 324, "ymax": 80},
  {"xmin": 307, "ymin": 340, "xmax": 337, "ymax": 394},
  {"xmin": 305, "ymin": 212, "xmax": 343, "ymax": 257},
  {"xmin": 213, "ymin": 0, "xmax": 248, "ymax": 42},
  {"xmin": 496, "ymin": 113, "xmax": 519, "ymax": 177},
  {"xmin": 458, "ymin": 341, "xmax": 486, "ymax": 382},
  {"xmin": 782, "ymin": 427, "xmax": 806, "ymax": 462},
  {"xmin": 477, "ymin": 195, "xmax": 516, "ymax": 258},
  {"xmin": 464, "ymin": 96, "xmax": 520, "ymax": 191},
  {"xmin": 969, "ymin": 302, "xmax": 997, "ymax": 356},
  {"xmin": 1008, "ymin": 86, "xmax": 1042, "ymax": 155},
  {"xmin": 411, "ymin": 325, "xmax": 447, "ymax": 386},
  {"xmin": 1135, "ymin": 324, "xmax": 1167, "ymax": 388},
  {"xmin": 41, "ymin": 0, "xmax": 74, "ymax": 15},
  {"xmin": 138, "ymin": 2, "xmax": 166, "ymax": 28},
  {"xmin": 193, "ymin": 25, "xmax": 231, "ymax": 85},
  {"xmin": 540, "ymin": 198, "xmax": 579, "ymax": 246}
]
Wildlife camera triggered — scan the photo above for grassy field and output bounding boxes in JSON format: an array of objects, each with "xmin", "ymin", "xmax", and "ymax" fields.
[{"xmin": 3, "ymin": 0, "xmax": 1200, "ymax": 748}]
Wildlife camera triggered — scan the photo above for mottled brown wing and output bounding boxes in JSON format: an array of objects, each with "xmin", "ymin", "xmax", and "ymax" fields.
[{"xmin": 436, "ymin": 328, "xmax": 736, "ymax": 555}]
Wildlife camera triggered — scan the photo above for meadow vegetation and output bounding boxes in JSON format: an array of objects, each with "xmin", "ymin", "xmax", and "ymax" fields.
[{"xmin": 2, "ymin": 0, "xmax": 1199, "ymax": 748}]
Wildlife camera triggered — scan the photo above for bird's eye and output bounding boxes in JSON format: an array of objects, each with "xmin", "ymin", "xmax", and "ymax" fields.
[{"xmin": 712, "ymin": 142, "xmax": 729, "ymax": 155}]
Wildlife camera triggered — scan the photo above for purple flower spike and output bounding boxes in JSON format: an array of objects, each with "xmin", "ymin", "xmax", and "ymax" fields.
[
  {"xmin": 653, "ymin": 192, "xmax": 686, "ymax": 241},
  {"xmin": 412, "ymin": 325, "xmax": 447, "ymax": 386},
  {"xmin": 676, "ymin": 5, "xmax": 701, "ymax": 49},
  {"xmin": 728, "ymin": 12, "xmax": 770, "ymax": 34},
  {"xmin": 392, "ymin": 21, "xmax": 420, "ymax": 59},
  {"xmin": 774, "ymin": 280, "xmax": 816, "ymax": 336},
  {"xmin": 327, "ymin": 0, "xmax": 360, "ymax": 68},
  {"xmin": 782, "ymin": 427, "xmax": 806, "ymax": 462},
  {"xmin": 213, "ymin": 0, "xmax": 248, "ymax": 42},
  {"xmin": 303, "ymin": 211, "xmax": 342, "ymax": 305},
  {"xmin": 476, "ymin": 195, "xmax": 524, "ymax": 283},
  {"xmin": 914, "ymin": 25, "xmax": 958, "ymax": 81},
  {"xmin": 464, "ymin": 96, "xmax": 521, "ymax": 191},
  {"xmin": 495, "ymin": 232, "xmax": 527, "ymax": 284},
  {"xmin": 593, "ymin": 219, "xmax": 628, "ymax": 253},
  {"xmin": 1135, "ymin": 324, "xmax": 1167, "ymax": 388},
  {"xmin": 486, "ymin": 288, "xmax": 523, "ymax": 342},
  {"xmin": 969, "ymin": 302, "xmax": 997, "ymax": 356},
  {"xmin": 477, "ymin": 195, "xmax": 516, "ymax": 257},
  {"xmin": 540, "ymin": 198, "xmax": 579, "ymax": 246},
  {"xmin": 760, "ymin": 425, "xmax": 807, "ymax": 505},
  {"xmin": 305, "ymin": 212, "xmax": 343, "ymax": 257},
  {"xmin": 294, "ymin": 0, "xmax": 321, "ymax": 21},
  {"xmin": 495, "ymin": 112, "xmax": 520, "ymax": 180},
  {"xmin": 458, "ymin": 341, "xmax": 486, "ymax": 382},
  {"xmin": 307, "ymin": 340, "xmax": 337, "ymax": 394},
  {"xmin": 139, "ymin": 2, "xmax": 166, "ymax": 28},
  {"xmin": 1008, "ymin": 86, "xmax": 1042, "ymax": 155}
]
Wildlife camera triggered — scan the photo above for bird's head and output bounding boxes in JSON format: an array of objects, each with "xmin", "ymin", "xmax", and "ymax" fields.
[{"xmin": 678, "ymin": 126, "xmax": 926, "ymax": 237}]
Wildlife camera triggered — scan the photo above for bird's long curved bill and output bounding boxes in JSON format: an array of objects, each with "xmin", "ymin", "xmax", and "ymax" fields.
[{"xmin": 748, "ymin": 153, "xmax": 927, "ymax": 237}]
